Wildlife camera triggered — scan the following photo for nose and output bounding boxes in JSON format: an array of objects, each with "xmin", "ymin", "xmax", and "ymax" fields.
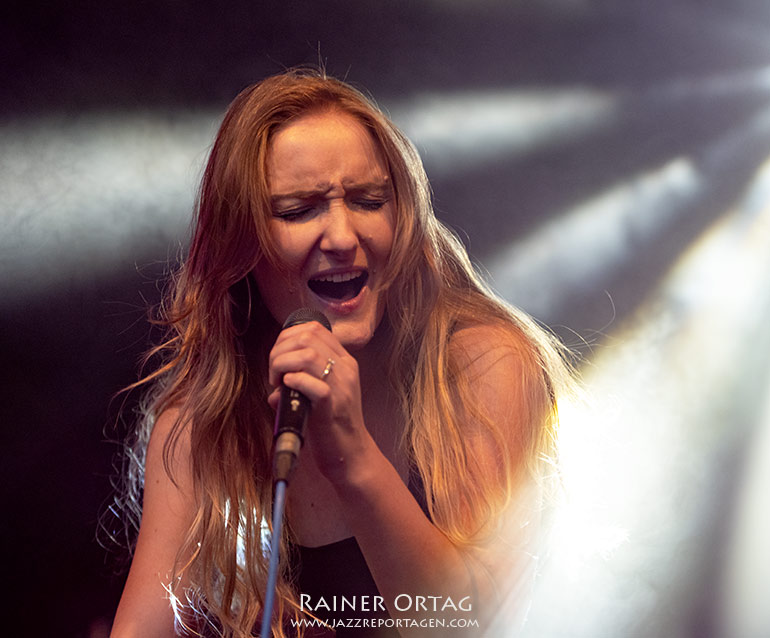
[{"xmin": 319, "ymin": 200, "xmax": 358, "ymax": 257}]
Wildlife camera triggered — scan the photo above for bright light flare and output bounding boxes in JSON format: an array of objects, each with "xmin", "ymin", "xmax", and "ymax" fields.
[
  {"xmin": 516, "ymin": 158, "xmax": 770, "ymax": 638},
  {"xmin": 721, "ymin": 373, "xmax": 770, "ymax": 638}
]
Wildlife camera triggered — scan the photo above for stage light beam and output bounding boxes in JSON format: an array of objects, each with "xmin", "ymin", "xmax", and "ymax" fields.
[{"xmin": 516, "ymin": 157, "xmax": 770, "ymax": 638}]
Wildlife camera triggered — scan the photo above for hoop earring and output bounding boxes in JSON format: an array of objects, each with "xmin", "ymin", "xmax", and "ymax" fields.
[{"xmin": 231, "ymin": 275, "xmax": 254, "ymax": 337}]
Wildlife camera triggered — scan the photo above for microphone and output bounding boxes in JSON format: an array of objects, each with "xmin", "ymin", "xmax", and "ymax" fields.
[{"xmin": 272, "ymin": 308, "xmax": 332, "ymax": 482}]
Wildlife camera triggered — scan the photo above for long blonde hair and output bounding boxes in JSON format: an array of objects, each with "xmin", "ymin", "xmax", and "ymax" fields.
[{"xmin": 117, "ymin": 68, "xmax": 574, "ymax": 637}]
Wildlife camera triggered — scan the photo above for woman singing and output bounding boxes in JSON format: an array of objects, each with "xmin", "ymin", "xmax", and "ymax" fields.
[{"xmin": 110, "ymin": 68, "xmax": 574, "ymax": 638}]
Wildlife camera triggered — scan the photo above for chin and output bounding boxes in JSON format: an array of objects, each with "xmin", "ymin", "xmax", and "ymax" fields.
[
  {"xmin": 328, "ymin": 310, "xmax": 384, "ymax": 353},
  {"xmin": 332, "ymin": 324, "xmax": 375, "ymax": 352}
]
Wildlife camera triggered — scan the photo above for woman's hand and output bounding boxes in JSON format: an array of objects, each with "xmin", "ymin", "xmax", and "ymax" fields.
[{"xmin": 267, "ymin": 320, "xmax": 376, "ymax": 484}]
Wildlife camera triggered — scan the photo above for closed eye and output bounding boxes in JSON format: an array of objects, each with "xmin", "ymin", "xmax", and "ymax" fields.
[
  {"xmin": 273, "ymin": 195, "xmax": 389, "ymax": 219},
  {"xmin": 273, "ymin": 207, "xmax": 315, "ymax": 221},
  {"xmin": 352, "ymin": 198, "xmax": 388, "ymax": 211}
]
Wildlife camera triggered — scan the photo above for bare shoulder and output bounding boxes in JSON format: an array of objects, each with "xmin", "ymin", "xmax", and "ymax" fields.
[
  {"xmin": 140, "ymin": 405, "xmax": 195, "ymax": 545},
  {"xmin": 146, "ymin": 406, "xmax": 193, "ymax": 485},
  {"xmin": 450, "ymin": 321, "xmax": 541, "ymax": 383},
  {"xmin": 448, "ymin": 320, "xmax": 552, "ymax": 446}
]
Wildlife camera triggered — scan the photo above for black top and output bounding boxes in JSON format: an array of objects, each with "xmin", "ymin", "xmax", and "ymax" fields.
[
  {"xmin": 293, "ymin": 537, "xmax": 397, "ymax": 637},
  {"xmin": 289, "ymin": 472, "xmax": 429, "ymax": 637}
]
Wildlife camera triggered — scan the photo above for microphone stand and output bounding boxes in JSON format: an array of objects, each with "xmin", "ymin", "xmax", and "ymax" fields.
[
  {"xmin": 260, "ymin": 308, "xmax": 331, "ymax": 636},
  {"xmin": 260, "ymin": 390, "xmax": 311, "ymax": 636},
  {"xmin": 260, "ymin": 478, "xmax": 288, "ymax": 638}
]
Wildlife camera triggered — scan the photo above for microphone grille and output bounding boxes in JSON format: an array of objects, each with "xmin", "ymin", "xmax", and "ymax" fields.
[{"xmin": 283, "ymin": 308, "xmax": 332, "ymax": 331}]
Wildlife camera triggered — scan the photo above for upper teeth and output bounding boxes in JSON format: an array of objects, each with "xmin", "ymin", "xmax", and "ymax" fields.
[{"xmin": 314, "ymin": 272, "xmax": 360, "ymax": 283}]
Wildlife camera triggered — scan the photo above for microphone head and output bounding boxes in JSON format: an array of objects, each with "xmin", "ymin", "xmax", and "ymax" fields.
[{"xmin": 283, "ymin": 308, "xmax": 332, "ymax": 331}]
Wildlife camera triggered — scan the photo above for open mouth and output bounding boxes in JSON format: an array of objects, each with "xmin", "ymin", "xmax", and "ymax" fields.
[{"xmin": 308, "ymin": 271, "xmax": 368, "ymax": 302}]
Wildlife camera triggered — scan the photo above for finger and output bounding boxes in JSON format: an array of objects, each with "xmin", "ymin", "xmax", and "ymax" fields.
[
  {"xmin": 280, "ymin": 371, "xmax": 333, "ymax": 405},
  {"xmin": 269, "ymin": 347, "xmax": 331, "ymax": 388},
  {"xmin": 267, "ymin": 387, "xmax": 280, "ymax": 411},
  {"xmin": 269, "ymin": 322, "xmax": 347, "ymax": 386},
  {"xmin": 273, "ymin": 321, "xmax": 347, "ymax": 358}
]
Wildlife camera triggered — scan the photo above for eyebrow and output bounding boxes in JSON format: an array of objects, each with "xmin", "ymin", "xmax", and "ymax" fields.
[
  {"xmin": 270, "ymin": 184, "xmax": 333, "ymax": 204},
  {"xmin": 270, "ymin": 179, "xmax": 391, "ymax": 204}
]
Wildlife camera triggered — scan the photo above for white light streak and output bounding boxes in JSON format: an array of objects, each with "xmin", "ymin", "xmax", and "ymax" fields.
[
  {"xmin": 391, "ymin": 88, "xmax": 618, "ymax": 174},
  {"xmin": 0, "ymin": 111, "xmax": 218, "ymax": 301},
  {"xmin": 486, "ymin": 158, "xmax": 702, "ymax": 316},
  {"xmin": 652, "ymin": 66, "xmax": 770, "ymax": 102}
]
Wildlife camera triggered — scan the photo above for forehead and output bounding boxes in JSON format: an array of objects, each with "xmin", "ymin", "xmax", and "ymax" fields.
[{"xmin": 266, "ymin": 111, "xmax": 389, "ymax": 193}]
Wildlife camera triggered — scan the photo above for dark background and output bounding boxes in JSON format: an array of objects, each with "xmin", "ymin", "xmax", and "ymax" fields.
[{"xmin": 2, "ymin": 1, "xmax": 770, "ymax": 636}]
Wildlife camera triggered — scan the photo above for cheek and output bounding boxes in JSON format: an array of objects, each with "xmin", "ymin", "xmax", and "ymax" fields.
[
  {"xmin": 361, "ymin": 203, "xmax": 395, "ymax": 250},
  {"xmin": 257, "ymin": 262, "xmax": 303, "ymax": 297},
  {"xmin": 373, "ymin": 217, "xmax": 395, "ymax": 262},
  {"xmin": 269, "ymin": 226, "xmax": 313, "ymax": 271}
]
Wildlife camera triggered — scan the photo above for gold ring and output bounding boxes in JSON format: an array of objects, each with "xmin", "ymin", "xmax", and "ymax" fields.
[{"xmin": 321, "ymin": 358, "xmax": 335, "ymax": 380}]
